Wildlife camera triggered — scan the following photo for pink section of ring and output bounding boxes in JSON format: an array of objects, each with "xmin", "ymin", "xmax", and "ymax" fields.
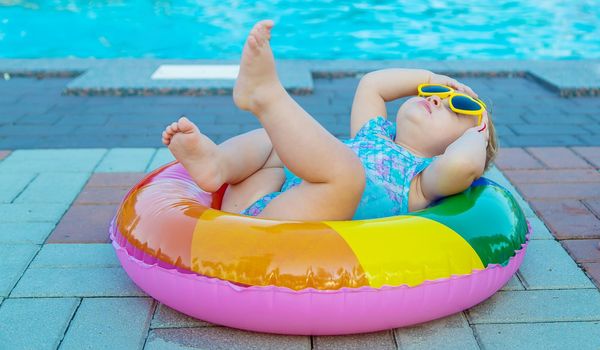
[{"xmin": 109, "ymin": 215, "xmax": 531, "ymax": 335}]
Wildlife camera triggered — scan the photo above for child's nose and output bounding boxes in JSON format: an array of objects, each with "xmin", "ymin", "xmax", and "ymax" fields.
[{"xmin": 427, "ymin": 95, "xmax": 442, "ymax": 108}]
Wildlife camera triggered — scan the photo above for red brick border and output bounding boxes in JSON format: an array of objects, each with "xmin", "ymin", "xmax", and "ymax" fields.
[
  {"xmin": 495, "ymin": 147, "xmax": 600, "ymax": 289},
  {"xmin": 46, "ymin": 172, "xmax": 145, "ymax": 243}
]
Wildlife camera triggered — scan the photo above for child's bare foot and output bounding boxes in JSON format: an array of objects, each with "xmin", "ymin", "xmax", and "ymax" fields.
[
  {"xmin": 233, "ymin": 19, "xmax": 284, "ymax": 113},
  {"xmin": 162, "ymin": 116, "xmax": 225, "ymax": 193}
]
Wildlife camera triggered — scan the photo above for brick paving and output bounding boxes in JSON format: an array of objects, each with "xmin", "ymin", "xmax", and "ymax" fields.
[
  {"xmin": 1, "ymin": 75, "xmax": 600, "ymax": 149},
  {"xmin": 0, "ymin": 73, "xmax": 599, "ymax": 349},
  {"xmin": 497, "ymin": 147, "xmax": 600, "ymax": 287}
]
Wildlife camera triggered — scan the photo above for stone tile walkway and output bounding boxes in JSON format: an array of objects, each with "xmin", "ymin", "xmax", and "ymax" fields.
[
  {"xmin": 1, "ymin": 75, "xmax": 600, "ymax": 149},
  {"xmin": 0, "ymin": 71, "xmax": 599, "ymax": 349}
]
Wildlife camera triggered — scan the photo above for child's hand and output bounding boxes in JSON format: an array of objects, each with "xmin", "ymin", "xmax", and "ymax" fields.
[
  {"xmin": 428, "ymin": 73, "xmax": 479, "ymax": 99},
  {"xmin": 464, "ymin": 110, "xmax": 489, "ymax": 146}
]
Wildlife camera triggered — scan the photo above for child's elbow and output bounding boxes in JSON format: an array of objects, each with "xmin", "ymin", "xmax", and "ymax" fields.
[{"xmin": 448, "ymin": 157, "xmax": 484, "ymax": 183}]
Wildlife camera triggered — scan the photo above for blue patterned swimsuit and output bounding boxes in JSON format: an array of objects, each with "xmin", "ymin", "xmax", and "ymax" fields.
[{"xmin": 240, "ymin": 116, "xmax": 438, "ymax": 219}]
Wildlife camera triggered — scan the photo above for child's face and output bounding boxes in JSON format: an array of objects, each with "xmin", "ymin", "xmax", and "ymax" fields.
[{"xmin": 395, "ymin": 95, "xmax": 480, "ymax": 156}]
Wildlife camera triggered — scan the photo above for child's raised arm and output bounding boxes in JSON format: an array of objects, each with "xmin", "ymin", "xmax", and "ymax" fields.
[
  {"xmin": 350, "ymin": 68, "xmax": 432, "ymax": 138},
  {"xmin": 350, "ymin": 69, "xmax": 478, "ymax": 138},
  {"xmin": 419, "ymin": 113, "xmax": 489, "ymax": 202}
]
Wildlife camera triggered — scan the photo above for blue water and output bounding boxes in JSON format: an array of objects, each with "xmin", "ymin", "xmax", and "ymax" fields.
[{"xmin": 1, "ymin": 1, "xmax": 599, "ymax": 59}]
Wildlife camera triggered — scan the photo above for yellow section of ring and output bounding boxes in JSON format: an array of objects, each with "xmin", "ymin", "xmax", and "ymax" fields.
[{"xmin": 324, "ymin": 215, "xmax": 485, "ymax": 288}]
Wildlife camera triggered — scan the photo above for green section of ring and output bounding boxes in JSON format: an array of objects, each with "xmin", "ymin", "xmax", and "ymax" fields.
[{"xmin": 409, "ymin": 177, "xmax": 528, "ymax": 267}]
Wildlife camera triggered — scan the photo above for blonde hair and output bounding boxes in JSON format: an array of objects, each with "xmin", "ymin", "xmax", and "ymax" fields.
[{"xmin": 482, "ymin": 99, "xmax": 498, "ymax": 172}]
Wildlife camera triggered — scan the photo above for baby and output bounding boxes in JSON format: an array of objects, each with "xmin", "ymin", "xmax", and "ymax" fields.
[{"xmin": 161, "ymin": 20, "xmax": 497, "ymax": 221}]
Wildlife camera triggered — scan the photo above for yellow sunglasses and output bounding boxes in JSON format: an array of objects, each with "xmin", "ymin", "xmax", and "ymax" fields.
[{"xmin": 417, "ymin": 84, "xmax": 486, "ymax": 125}]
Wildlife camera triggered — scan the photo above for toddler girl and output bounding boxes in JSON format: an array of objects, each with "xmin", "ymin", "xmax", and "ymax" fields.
[{"xmin": 161, "ymin": 20, "xmax": 497, "ymax": 221}]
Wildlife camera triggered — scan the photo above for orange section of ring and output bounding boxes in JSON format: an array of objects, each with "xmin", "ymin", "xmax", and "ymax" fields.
[
  {"xmin": 190, "ymin": 208, "xmax": 370, "ymax": 290},
  {"xmin": 116, "ymin": 167, "xmax": 210, "ymax": 270}
]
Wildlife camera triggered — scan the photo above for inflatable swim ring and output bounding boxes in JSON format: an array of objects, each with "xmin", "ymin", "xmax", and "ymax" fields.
[{"xmin": 109, "ymin": 160, "xmax": 530, "ymax": 335}]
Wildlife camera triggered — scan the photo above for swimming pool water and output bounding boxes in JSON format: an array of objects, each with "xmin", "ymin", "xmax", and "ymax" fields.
[{"xmin": 1, "ymin": 0, "xmax": 599, "ymax": 59}]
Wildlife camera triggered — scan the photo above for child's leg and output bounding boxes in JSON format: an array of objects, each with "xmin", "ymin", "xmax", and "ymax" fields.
[
  {"xmin": 233, "ymin": 20, "xmax": 365, "ymax": 220},
  {"xmin": 163, "ymin": 119, "xmax": 283, "ymax": 191}
]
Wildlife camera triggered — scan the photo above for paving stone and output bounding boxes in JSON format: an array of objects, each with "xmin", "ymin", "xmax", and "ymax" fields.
[
  {"xmin": 503, "ymin": 168, "xmax": 600, "ymax": 184},
  {"xmin": 314, "ymin": 330, "xmax": 395, "ymax": 350},
  {"xmin": 0, "ymin": 150, "xmax": 10, "ymax": 160},
  {"xmin": 521, "ymin": 113, "xmax": 593, "ymax": 124},
  {"xmin": 572, "ymin": 146, "xmax": 600, "ymax": 168},
  {"xmin": 95, "ymin": 147, "xmax": 156, "ymax": 172},
  {"xmin": 517, "ymin": 240, "xmax": 595, "ymax": 289},
  {"xmin": 60, "ymin": 297, "xmax": 154, "ymax": 350},
  {"xmin": 582, "ymin": 263, "xmax": 600, "ymax": 288},
  {"xmin": 147, "ymin": 148, "xmax": 175, "ymax": 172},
  {"xmin": 466, "ymin": 289, "xmax": 600, "ymax": 324},
  {"xmin": 0, "ymin": 297, "xmax": 79, "ymax": 350},
  {"xmin": 474, "ymin": 321, "xmax": 600, "ymax": 350},
  {"xmin": 584, "ymin": 198, "xmax": 600, "ymax": 217},
  {"xmin": 0, "ymin": 244, "xmax": 39, "ymax": 296},
  {"xmin": 514, "ymin": 182, "xmax": 600, "ymax": 200},
  {"xmin": 0, "ymin": 203, "xmax": 69, "ymax": 222},
  {"xmin": 11, "ymin": 267, "xmax": 145, "ymax": 297},
  {"xmin": 0, "ymin": 124, "xmax": 78, "ymax": 136},
  {"xmin": 145, "ymin": 327, "xmax": 310, "ymax": 350},
  {"xmin": 526, "ymin": 147, "xmax": 592, "ymax": 168},
  {"xmin": 0, "ymin": 172, "xmax": 36, "ymax": 203},
  {"xmin": 530, "ymin": 200, "xmax": 600, "ymax": 239},
  {"xmin": 561, "ymin": 240, "xmax": 600, "ymax": 263},
  {"xmin": 493, "ymin": 148, "xmax": 544, "ymax": 170},
  {"xmin": 526, "ymin": 216, "xmax": 554, "ymax": 240},
  {"xmin": 511, "ymin": 123, "xmax": 591, "ymax": 135},
  {"xmin": 74, "ymin": 186, "xmax": 130, "ymax": 205},
  {"xmin": 86, "ymin": 172, "xmax": 145, "ymax": 187},
  {"xmin": 12, "ymin": 172, "xmax": 90, "ymax": 204},
  {"xmin": 30, "ymin": 243, "xmax": 120, "ymax": 268},
  {"xmin": 500, "ymin": 135, "xmax": 587, "ymax": 147},
  {"xmin": 0, "ymin": 222, "xmax": 56, "ymax": 244},
  {"xmin": 500, "ymin": 275, "xmax": 525, "ymax": 291},
  {"xmin": 46, "ymin": 204, "xmax": 117, "ymax": 243},
  {"xmin": 394, "ymin": 312, "xmax": 478, "ymax": 350},
  {"xmin": 0, "ymin": 149, "xmax": 107, "ymax": 173},
  {"xmin": 151, "ymin": 303, "xmax": 216, "ymax": 329}
]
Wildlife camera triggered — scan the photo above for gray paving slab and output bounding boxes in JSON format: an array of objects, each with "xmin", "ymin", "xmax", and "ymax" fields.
[
  {"xmin": 500, "ymin": 275, "xmax": 525, "ymax": 291},
  {"xmin": 151, "ymin": 303, "xmax": 216, "ymax": 329},
  {"xmin": 95, "ymin": 148, "xmax": 156, "ymax": 172},
  {"xmin": 517, "ymin": 240, "xmax": 595, "ymax": 289},
  {"xmin": 65, "ymin": 60, "xmax": 313, "ymax": 96},
  {"xmin": 394, "ymin": 312, "xmax": 478, "ymax": 350},
  {"xmin": 12, "ymin": 172, "xmax": 90, "ymax": 204},
  {"xmin": 11, "ymin": 267, "xmax": 146, "ymax": 297},
  {"xmin": 0, "ymin": 203, "xmax": 69, "ymax": 222},
  {"xmin": 473, "ymin": 321, "xmax": 600, "ymax": 350},
  {"xmin": 0, "ymin": 297, "xmax": 79, "ymax": 350},
  {"xmin": 313, "ymin": 330, "xmax": 395, "ymax": 350},
  {"xmin": 466, "ymin": 289, "xmax": 600, "ymax": 324},
  {"xmin": 0, "ymin": 222, "xmax": 56, "ymax": 244},
  {"xmin": 526, "ymin": 216, "xmax": 554, "ymax": 240},
  {"xmin": 0, "ymin": 244, "xmax": 39, "ymax": 296},
  {"xmin": 0, "ymin": 172, "xmax": 37, "ymax": 203},
  {"xmin": 30, "ymin": 243, "xmax": 120, "ymax": 268},
  {"xmin": 144, "ymin": 327, "xmax": 310, "ymax": 350},
  {"xmin": 60, "ymin": 297, "xmax": 154, "ymax": 350},
  {"xmin": 0, "ymin": 149, "xmax": 107, "ymax": 172}
]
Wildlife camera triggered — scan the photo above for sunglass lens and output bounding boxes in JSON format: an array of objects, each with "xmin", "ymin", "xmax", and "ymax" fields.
[
  {"xmin": 451, "ymin": 95, "xmax": 481, "ymax": 111},
  {"xmin": 421, "ymin": 85, "xmax": 452, "ymax": 93}
]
